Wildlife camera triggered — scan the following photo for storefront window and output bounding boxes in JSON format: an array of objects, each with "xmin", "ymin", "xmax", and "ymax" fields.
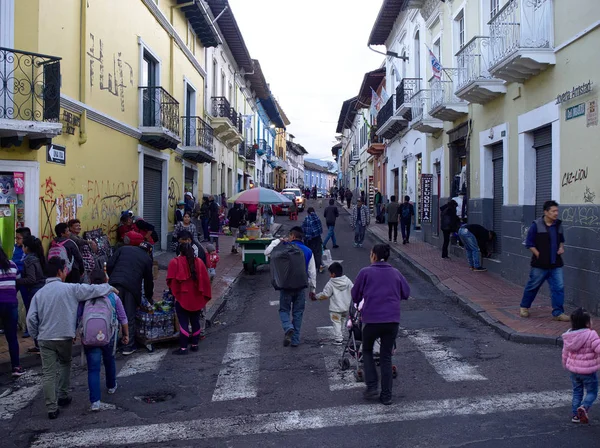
[{"xmin": 0, "ymin": 172, "xmax": 24, "ymax": 257}]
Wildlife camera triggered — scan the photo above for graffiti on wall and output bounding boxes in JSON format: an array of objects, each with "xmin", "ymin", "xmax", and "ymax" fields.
[
  {"xmin": 86, "ymin": 180, "xmax": 138, "ymax": 235},
  {"xmin": 561, "ymin": 167, "xmax": 589, "ymax": 187},
  {"xmin": 40, "ymin": 177, "xmax": 57, "ymax": 240},
  {"xmin": 167, "ymin": 177, "xmax": 180, "ymax": 224},
  {"xmin": 584, "ymin": 187, "xmax": 596, "ymax": 204},
  {"xmin": 561, "ymin": 206, "xmax": 600, "ymax": 228},
  {"xmin": 87, "ymin": 33, "xmax": 134, "ymax": 112}
]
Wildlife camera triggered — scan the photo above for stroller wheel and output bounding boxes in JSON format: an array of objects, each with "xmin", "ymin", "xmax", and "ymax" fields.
[
  {"xmin": 392, "ymin": 365, "xmax": 397, "ymax": 379},
  {"xmin": 340, "ymin": 357, "xmax": 351, "ymax": 371},
  {"xmin": 355, "ymin": 369, "xmax": 364, "ymax": 382}
]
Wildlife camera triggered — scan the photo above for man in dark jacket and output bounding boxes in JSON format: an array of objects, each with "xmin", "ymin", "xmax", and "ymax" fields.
[
  {"xmin": 322, "ymin": 199, "xmax": 340, "ymax": 249},
  {"xmin": 107, "ymin": 241, "xmax": 154, "ymax": 355},
  {"xmin": 51, "ymin": 223, "xmax": 84, "ymax": 284},
  {"xmin": 345, "ymin": 189, "xmax": 353, "ymax": 209},
  {"xmin": 374, "ymin": 189, "xmax": 383, "ymax": 219},
  {"xmin": 302, "ymin": 207, "xmax": 324, "ymax": 272},
  {"xmin": 227, "ymin": 204, "xmax": 246, "ymax": 253},
  {"xmin": 519, "ymin": 200, "xmax": 569, "ymax": 322},
  {"xmin": 386, "ymin": 196, "xmax": 400, "ymax": 243},
  {"xmin": 399, "ymin": 196, "xmax": 415, "ymax": 244},
  {"xmin": 458, "ymin": 224, "xmax": 495, "ymax": 272},
  {"xmin": 440, "ymin": 200, "xmax": 460, "ymax": 259}
]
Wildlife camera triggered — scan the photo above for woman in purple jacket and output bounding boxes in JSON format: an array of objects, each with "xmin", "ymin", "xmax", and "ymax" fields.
[{"xmin": 351, "ymin": 243, "xmax": 410, "ymax": 405}]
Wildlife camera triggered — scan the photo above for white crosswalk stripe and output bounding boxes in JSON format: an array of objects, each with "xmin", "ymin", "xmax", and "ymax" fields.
[
  {"xmin": 269, "ymin": 301, "xmax": 279, "ymax": 306},
  {"xmin": 117, "ymin": 349, "xmax": 168, "ymax": 378},
  {"xmin": 212, "ymin": 332, "xmax": 261, "ymax": 402},
  {"xmin": 401, "ymin": 329, "xmax": 487, "ymax": 382},
  {"xmin": 317, "ymin": 326, "xmax": 363, "ymax": 391}
]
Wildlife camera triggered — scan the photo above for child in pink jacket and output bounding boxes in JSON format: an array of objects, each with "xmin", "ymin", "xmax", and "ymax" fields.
[{"xmin": 562, "ymin": 308, "xmax": 600, "ymax": 424}]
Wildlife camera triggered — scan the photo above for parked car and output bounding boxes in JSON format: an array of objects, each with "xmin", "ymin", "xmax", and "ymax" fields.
[
  {"xmin": 316, "ymin": 189, "xmax": 325, "ymax": 199},
  {"xmin": 273, "ymin": 192, "xmax": 297, "ymax": 215},
  {"xmin": 282, "ymin": 188, "xmax": 305, "ymax": 212}
]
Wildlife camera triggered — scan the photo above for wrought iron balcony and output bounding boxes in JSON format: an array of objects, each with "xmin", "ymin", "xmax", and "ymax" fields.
[
  {"xmin": 367, "ymin": 126, "xmax": 385, "ymax": 156},
  {"xmin": 428, "ymin": 76, "xmax": 468, "ymax": 122},
  {"xmin": 244, "ymin": 141, "xmax": 256, "ymax": 164},
  {"xmin": 488, "ymin": 0, "xmax": 555, "ymax": 83},
  {"xmin": 376, "ymin": 94, "xmax": 409, "ymax": 139},
  {"xmin": 409, "ymin": 85, "xmax": 443, "ymax": 134},
  {"xmin": 455, "ymin": 36, "xmax": 507, "ymax": 104},
  {"xmin": 212, "ymin": 96, "xmax": 233, "ymax": 121},
  {"xmin": 0, "ymin": 47, "xmax": 62, "ymax": 148},
  {"xmin": 257, "ymin": 139, "xmax": 267, "ymax": 156},
  {"xmin": 395, "ymin": 78, "xmax": 420, "ymax": 120},
  {"xmin": 210, "ymin": 96, "xmax": 243, "ymax": 147},
  {"xmin": 376, "ymin": 95, "xmax": 395, "ymax": 130},
  {"xmin": 181, "ymin": 116, "xmax": 214, "ymax": 163},
  {"xmin": 140, "ymin": 86, "xmax": 181, "ymax": 149}
]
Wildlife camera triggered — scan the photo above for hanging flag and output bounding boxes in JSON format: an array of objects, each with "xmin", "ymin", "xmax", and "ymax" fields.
[
  {"xmin": 380, "ymin": 87, "xmax": 390, "ymax": 103},
  {"xmin": 427, "ymin": 46, "xmax": 442, "ymax": 80},
  {"xmin": 244, "ymin": 114, "xmax": 252, "ymax": 129},
  {"xmin": 370, "ymin": 87, "xmax": 382, "ymax": 116}
]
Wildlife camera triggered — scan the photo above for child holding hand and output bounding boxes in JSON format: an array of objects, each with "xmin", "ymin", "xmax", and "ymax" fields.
[
  {"xmin": 562, "ymin": 308, "xmax": 600, "ymax": 424},
  {"xmin": 316, "ymin": 262, "xmax": 353, "ymax": 345}
]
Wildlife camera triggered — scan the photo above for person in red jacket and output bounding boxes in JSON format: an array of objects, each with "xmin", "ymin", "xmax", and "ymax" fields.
[{"xmin": 166, "ymin": 243, "xmax": 211, "ymax": 355}]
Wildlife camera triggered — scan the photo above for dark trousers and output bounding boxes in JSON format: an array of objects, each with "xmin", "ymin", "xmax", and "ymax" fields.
[
  {"xmin": 306, "ymin": 237, "xmax": 323, "ymax": 270},
  {"xmin": 362, "ymin": 323, "xmax": 399, "ymax": 401},
  {"xmin": 0, "ymin": 302, "xmax": 19, "ymax": 369},
  {"xmin": 400, "ymin": 218, "xmax": 411, "ymax": 242},
  {"xmin": 388, "ymin": 222, "xmax": 398, "ymax": 242},
  {"xmin": 175, "ymin": 302, "xmax": 202, "ymax": 349},
  {"xmin": 114, "ymin": 285, "xmax": 137, "ymax": 349},
  {"xmin": 346, "ymin": 198, "xmax": 351, "ymax": 208},
  {"xmin": 442, "ymin": 230, "xmax": 451, "ymax": 258},
  {"xmin": 201, "ymin": 218, "xmax": 210, "ymax": 241}
]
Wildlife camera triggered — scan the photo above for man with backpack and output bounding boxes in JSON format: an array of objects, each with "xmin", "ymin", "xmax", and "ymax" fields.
[
  {"xmin": 26, "ymin": 257, "xmax": 119, "ymax": 419},
  {"xmin": 265, "ymin": 226, "xmax": 316, "ymax": 347},
  {"xmin": 399, "ymin": 195, "xmax": 415, "ymax": 244},
  {"xmin": 49, "ymin": 223, "xmax": 84, "ymax": 284},
  {"xmin": 107, "ymin": 241, "xmax": 154, "ymax": 355},
  {"xmin": 386, "ymin": 196, "xmax": 400, "ymax": 243}
]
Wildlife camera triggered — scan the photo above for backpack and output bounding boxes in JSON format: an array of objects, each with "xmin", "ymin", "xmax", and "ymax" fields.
[
  {"xmin": 80, "ymin": 294, "xmax": 118, "ymax": 347},
  {"xmin": 270, "ymin": 242, "xmax": 309, "ymax": 291},
  {"xmin": 401, "ymin": 203, "xmax": 412, "ymax": 220},
  {"xmin": 48, "ymin": 240, "xmax": 74, "ymax": 275}
]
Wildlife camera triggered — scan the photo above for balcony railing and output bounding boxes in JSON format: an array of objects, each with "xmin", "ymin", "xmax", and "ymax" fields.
[
  {"xmin": 244, "ymin": 141, "xmax": 256, "ymax": 161},
  {"xmin": 429, "ymin": 78, "xmax": 463, "ymax": 111},
  {"xmin": 456, "ymin": 36, "xmax": 495, "ymax": 90},
  {"xmin": 0, "ymin": 47, "xmax": 61, "ymax": 122},
  {"xmin": 376, "ymin": 95, "xmax": 395, "ymax": 127},
  {"xmin": 395, "ymin": 78, "xmax": 420, "ymax": 106},
  {"xmin": 488, "ymin": 0, "xmax": 553, "ymax": 68},
  {"xmin": 369, "ymin": 127, "xmax": 383, "ymax": 145},
  {"xmin": 211, "ymin": 96, "xmax": 235, "ymax": 121},
  {"xmin": 410, "ymin": 86, "xmax": 428, "ymax": 123},
  {"xmin": 181, "ymin": 116, "xmax": 213, "ymax": 153},
  {"xmin": 141, "ymin": 86, "xmax": 180, "ymax": 135},
  {"xmin": 257, "ymin": 139, "xmax": 267, "ymax": 156}
]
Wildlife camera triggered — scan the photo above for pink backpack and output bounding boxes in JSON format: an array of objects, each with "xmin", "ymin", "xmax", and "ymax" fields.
[
  {"xmin": 80, "ymin": 294, "xmax": 118, "ymax": 347},
  {"xmin": 47, "ymin": 240, "xmax": 74, "ymax": 275}
]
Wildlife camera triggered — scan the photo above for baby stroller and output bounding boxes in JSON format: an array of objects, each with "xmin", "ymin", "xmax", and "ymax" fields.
[{"xmin": 339, "ymin": 301, "xmax": 397, "ymax": 382}]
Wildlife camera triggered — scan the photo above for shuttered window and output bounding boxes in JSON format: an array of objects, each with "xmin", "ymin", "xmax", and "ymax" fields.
[
  {"xmin": 533, "ymin": 126, "xmax": 552, "ymax": 218},
  {"xmin": 143, "ymin": 156, "xmax": 163, "ymax": 241},
  {"xmin": 491, "ymin": 143, "xmax": 503, "ymax": 254}
]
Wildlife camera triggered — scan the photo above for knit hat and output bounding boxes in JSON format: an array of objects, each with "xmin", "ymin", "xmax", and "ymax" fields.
[{"xmin": 206, "ymin": 243, "xmax": 216, "ymax": 253}]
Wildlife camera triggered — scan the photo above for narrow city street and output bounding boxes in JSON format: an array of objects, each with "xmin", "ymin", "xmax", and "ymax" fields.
[{"xmin": 1, "ymin": 199, "xmax": 598, "ymax": 447}]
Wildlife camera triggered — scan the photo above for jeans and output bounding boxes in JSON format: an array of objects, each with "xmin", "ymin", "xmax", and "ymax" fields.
[
  {"xmin": 571, "ymin": 372, "xmax": 598, "ymax": 416},
  {"xmin": 388, "ymin": 222, "xmax": 398, "ymax": 242},
  {"xmin": 39, "ymin": 339, "xmax": 72, "ymax": 412},
  {"xmin": 201, "ymin": 218, "xmax": 210, "ymax": 241},
  {"xmin": 354, "ymin": 225, "xmax": 366, "ymax": 245},
  {"xmin": 362, "ymin": 323, "xmax": 399, "ymax": 401},
  {"xmin": 279, "ymin": 289, "xmax": 306, "ymax": 345},
  {"xmin": 175, "ymin": 302, "xmax": 203, "ymax": 348},
  {"xmin": 0, "ymin": 302, "xmax": 19, "ymax": 369},
  {"xmin": 520, "ymin": 267, "xmax": 565, "ymax": 316},
  {"xmin": 323, "ymin": 225, "xmax": 337, "ymax": 248},
  {"xmin": 400, "ymin": 218, "xmax": 411, "ymax": 242},
  {"xmin": 306, "ymin": 237, "xmax": 323, "ymax": 270},
  {"xmin": 85, "ymin": 340, "xmax": 116, "ymax": 403},
  {"xmin": 442, "ymin": 230, "xmax": 451, "ymax": 258},
  {"xmin": 458, "ymin": 228, "xmax": 481, "ymax": 268},
  {"xmin": 375, "ymin": 204, "xmax": 381, "ymax": 219}
]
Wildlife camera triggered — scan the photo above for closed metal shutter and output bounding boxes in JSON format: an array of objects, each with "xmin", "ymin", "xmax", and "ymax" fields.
[
  {"xmin": 533, "ymin": 126, "xmax": 552, "ymax": 218},
  {"xmin": 143, "ymin": 156, "xmax": 163, "ymax": 240},
  {"xmin": 492, "ymin": 143, "xmax": 503, "ymax": 254}
]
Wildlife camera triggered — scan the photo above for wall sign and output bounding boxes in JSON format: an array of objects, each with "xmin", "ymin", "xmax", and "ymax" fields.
[
  {"xmin": 420, "ymin": 174, "xmax": 433, "ymax": 223},
  {"xmin": 47, "ymin": 144, "xmax": 66, "ymax": 165},
  {"xmin": 587, "ymin": 98, "xmax": 598, "ymax": 127},
  {"xmin": 566, "ymin": 103, "xmax": 585, "ymax": 121},
  {"xmin": 556, "ymin": 81, "xmax": 593, "ymax": 105}
]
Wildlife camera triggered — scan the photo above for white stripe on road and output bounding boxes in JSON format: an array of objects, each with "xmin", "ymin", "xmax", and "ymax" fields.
[
  {"xmin": 402, "ymin": 330, "xmax": 487, "ymax": 382},
  {"xmin": 269, "ymin": 300, "xmax": 279, "ymax": 306},
  {"xmin": 211, "ymin": 332, "xmax": 261, "ymax": 402},
  {"xmin": 0, "ymin": 370, "xmax": 42, "ymax": 420},
  {"xmin": 317, "ymin": 326, "xmax": 363, "ymax": 391},
  {"xmin": 117, "ymin": 349, "xmax": 168, "ymax": 378},
  {"xmin": 31, "ymin": 390, "xmax": 571, "ymax": 447}
]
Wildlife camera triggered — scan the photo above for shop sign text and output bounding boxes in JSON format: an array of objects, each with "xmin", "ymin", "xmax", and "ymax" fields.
[
  {"xmin": 566, "ymin": 103, "xmax": 585, "ymax": 121},
  {"xmin": 556, "ymin": 81, "xmax": 593, "ymax": 105}
]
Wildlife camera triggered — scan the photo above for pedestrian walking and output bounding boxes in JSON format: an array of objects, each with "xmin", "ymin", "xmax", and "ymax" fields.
[
  {"xmin": 519, "ymin": 200, "xmax": 570, "ymax": 321},
  {"xmin": 107, "ymin": 242, "xmax": 154, "ymax": 355},
  {"xmin": 208, "ymin": 195, "xmax": 221, "ymax": 253},
  {"xmin": 265, "ymin": 226, "xmax": 317, "ymax": 347},
  {"xmin": 49, "ymin": 223, "xmax": 84, "ymax": 284},
  {"xmin": 399, "ymin": 196, "xmax": 415, "ymax": 244},
  {"xmin": 374, "ymin": 188, "xmax": 383, "ymax": 219},
  {"xmin": 205, "ymin": 243, "xmax": 219, "ymax": 281},
  {"xmin": 386, "ymin": 196, "xmax": 400, "ymax": 243},
  {"xmin": 457, "ymin": 224, "xmax": 495, "ymax": 272},
  {"xmin": 339, "ymin": 187, "xmax": 345, "ymax": 203},
  {"xmin": 440, "ymin": 200, "xmax": 460, "ymax": 259},
  {"xmin": 0, "ymin": 246, "xmax": 25, "ymax": 377},
  {"xmin": 175, "ymin": 201, "xmax": 186, "ymax": 224},
  {"xmin": 350, "ymin": 199, "xmax": 370, "ymax": 248},
  {"xmin": 345, "ymin": 189, "xmax": 353, "ymax": 209},
  {"xmin": 322, "ymin": 199, "xmax": 340, "ymax": 249},
  {"xmin": 184, "ymin": 192, "xmax": 195, "ymax": 215},
  {"xmin": 167, "ymin": 242, "xmax": 211, "ymax": 355},
  {"xmin": 26, "ymin": 257, "xmax": 117, "ymax": 419},
  {"xmin": 172, "ymin": 211, "xmax": 201, "ymax": 254},
  {"xmin": 199, "ymin": 197, "xmax": 210, "ymax": 242},
  {"xmin": 227, "ymin": 203, "xmax": 246, "ymax": 253},
  {"xmin": 13, "ymin": 227, "xmax": 30, "ymax": 317},
  {"xmin": 351, "ymin": 244, "xmax": 410, "ymax": 405},
  {"xmin": 562, "ymin": 308, "xmax": 600, "ymax": 424},
  {"xmin": 316, "ymin": 262, "xmax": 353, "ymax": 345},
  {"xmin": 302, "ymin": 207, "xmax": 324, "ymax": 272},
  {"xmin": 80, "ymin": 268, "xmax": 129, "ymax": 411}
]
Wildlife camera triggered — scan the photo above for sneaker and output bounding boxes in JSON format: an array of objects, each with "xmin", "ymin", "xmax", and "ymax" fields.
[
  {"xmin": 231, "ymin": 246, "xmax": 236, "ymax": 253},
  {"xmin": 520, "ymin": 307, "xmax": 530, "ymax": 318},
  {"xmin": 107, "ymin": 383, "xmax": 118, "ymax": 395},
  {"xmin": 27, "ymin": 346, "xmax": 40, "ymax": 354},
  {"xmin": 363, "ymin": 388, "xmax": 379, "ymax": 400},
  {"xmin": 90, "ymin": 401, "xmax": 101, "ymax": 412},
  {"xmin": 290, "ymin": 342, "xmax": 299, "ymax": 348},
  {"xmin": 358, "ymin": 244, "xmax": 363, "ymax": 248},
  {"xmin": 58, "ymin": 396, "xmax": 72, "ymax": 407},
  {"xmin": 121, "ymin": 347, "xmax": 137, "ymax": 356},
  {"xmin": 553, "ymin": 314, "xmax": 571, "ymax": 322},
  {"xmin": 199, "ymin": 334, "xmax": 206, "ymax": 341},
  {"xmin": 333, "ymin": 245, "xmax": 339, "ymax": 249},
  {"xmin": 283, "ymin": 329, "xmax": 294, "ymax": 347},
  {"xmin": 190, "ymin": 345, "xmax": 199, "ymax": 352},
  {"xmin": 48, "ymin": 409, "xmax": 60, "ymax": 420},
  {"xmin": 22, "ymin": 331, "xmax": 30, "ymax": 338},
  {"xmin": 353, "ymin": 243, "xmax": 358, "ymax": 248},
  {"xmin": 172, "ymin": 348, "xmax": 188, "ymax": 355},
  {"xmin": 380, "ymin": 396, "xmax": 393, "ymax": 406},
  {"xmin": 473, "ymin": 267, "xmax": 487, "ymax": 272},
  {"xmin": 577, "ymin": 406, "xmax": 589, "ymax": 424},
  {"xmin": 333, "ymin": 340, "xmax": 343, "ymax": 346},
  {"xmin": 319, "ymin": 265, "xmax": 325, "ymax": 273},
  {"xmin": 572, "ymin": 415, "xmax": 581, "ymax": 423},
  {"xmin": 11, "ymin": 367, "xmax": 25, "ymax": 378}
]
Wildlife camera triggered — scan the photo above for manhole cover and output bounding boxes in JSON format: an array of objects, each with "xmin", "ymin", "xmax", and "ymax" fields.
[{"xmin": 134, "ymin": 392, "xmax": 175, "ymax": 404}]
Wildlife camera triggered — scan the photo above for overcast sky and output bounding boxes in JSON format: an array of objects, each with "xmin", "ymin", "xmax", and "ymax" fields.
[{"xmin": 228, "ymin": 0, "xmax": 384, "ymax": 160}]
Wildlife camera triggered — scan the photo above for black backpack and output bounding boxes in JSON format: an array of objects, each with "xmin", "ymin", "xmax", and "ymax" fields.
[{"xmin": 270, "ymin": 242, "xmax": 309, "ymax": 291}]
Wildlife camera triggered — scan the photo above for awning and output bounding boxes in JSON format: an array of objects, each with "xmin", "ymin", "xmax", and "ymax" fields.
[
  {"xmin": 336, "ymin": 97, "xmax": 358, "ymax": 134},
  {"xmin": 357, "ymin": 68, "xmax": 386, "ymax": 108}
]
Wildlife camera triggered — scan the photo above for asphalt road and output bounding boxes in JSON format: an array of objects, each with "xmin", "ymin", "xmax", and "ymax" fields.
[{"xmin": 2, "ymin": 198, "xmax": 600, "ymax": 447}]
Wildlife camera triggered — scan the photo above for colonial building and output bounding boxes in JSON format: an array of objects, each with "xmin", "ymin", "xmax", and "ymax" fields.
[{"xmin": 286, "ymin": 135, "xmax": 308, "ymax": 189}]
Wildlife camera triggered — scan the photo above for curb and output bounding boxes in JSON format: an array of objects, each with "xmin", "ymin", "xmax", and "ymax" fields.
[{"xmin": 366, "ymin": 226, "xmax": 563, "ymax": 347}]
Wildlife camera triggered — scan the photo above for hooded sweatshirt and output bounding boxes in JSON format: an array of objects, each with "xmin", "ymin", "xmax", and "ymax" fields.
[
  {"xmin": 562, "ymin": 328, "xmax": 600, "ymax": 375},
  {"xmin": 318, "ymin": 275, "xmax": 354, "ymax": 313},
  {"xmin": 166, "ymin": 256, "xmax": 212, "ymax": 312}
]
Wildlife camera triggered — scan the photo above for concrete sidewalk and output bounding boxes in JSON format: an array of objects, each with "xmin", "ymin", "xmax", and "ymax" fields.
[{"xmin": 0, "ymin": 224, "xmax": 281, "ymax": 372}]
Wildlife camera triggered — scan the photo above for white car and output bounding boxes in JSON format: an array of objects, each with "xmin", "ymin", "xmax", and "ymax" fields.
[{"xmin": 282, "ymin": 188, "xmax": 305, "ymax": 211}]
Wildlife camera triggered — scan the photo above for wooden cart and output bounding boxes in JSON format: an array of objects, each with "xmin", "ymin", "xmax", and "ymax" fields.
[{"xmin": 236, "ymin": 237, "xmax": 274, "ymax": 275}]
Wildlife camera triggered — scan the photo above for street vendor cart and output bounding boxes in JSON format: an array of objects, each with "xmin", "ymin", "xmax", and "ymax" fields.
[
  {"xmin": 135, "ymin": 290, "xmax": 179, "ymax": 352},
  {"xmin": 237, "ymin": 237, "xmax": 274, "ymax": 274}
]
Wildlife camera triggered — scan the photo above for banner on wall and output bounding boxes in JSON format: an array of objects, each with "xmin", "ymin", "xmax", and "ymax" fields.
[
  {"xmin": 13, "ymin": 172, "xmax": 24, "ymax": 194},
  {"xmin": 420, "ymin": 174, "xmax": 433, "ymax": 223},
  {"xmin": 0, "ymin": 174, "xmax": 17, "ymax": 204},
  {"xmin": 56, "ymin": 196, "xmax": 77, "ymax": 225}
]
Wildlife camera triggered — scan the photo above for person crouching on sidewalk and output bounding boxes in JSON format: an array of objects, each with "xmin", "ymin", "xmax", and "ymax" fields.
[
  {"xmin": 562, "ymin": 308, "xmax": 600, "ymax": 424},
  {"xmin": 316, "ymin": 262, "xmax": 353, "ymax": 345}
]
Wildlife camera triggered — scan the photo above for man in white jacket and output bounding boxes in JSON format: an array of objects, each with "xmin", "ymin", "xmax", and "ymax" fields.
[{"xmin": 317, "ymin": 262, "xmax": 353, "ymax": 344}]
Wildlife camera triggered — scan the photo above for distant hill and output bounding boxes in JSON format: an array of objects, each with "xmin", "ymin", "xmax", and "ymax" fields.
[{"xmin": 305, "ymin": 158, "xmax": 338, "ymax": 172}]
